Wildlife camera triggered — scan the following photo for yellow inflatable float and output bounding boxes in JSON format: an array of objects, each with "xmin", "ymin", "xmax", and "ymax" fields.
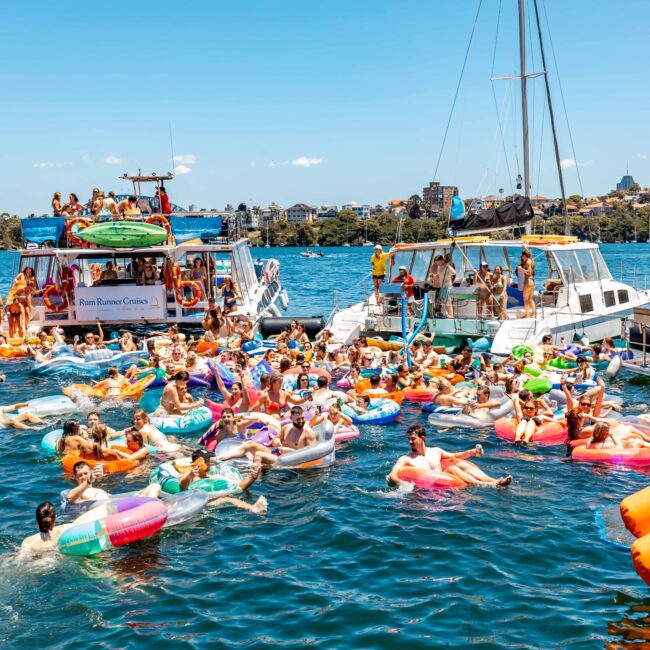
[{"xmin": 64, "ymin": 374, "xmax": 156, "ymax": 399}]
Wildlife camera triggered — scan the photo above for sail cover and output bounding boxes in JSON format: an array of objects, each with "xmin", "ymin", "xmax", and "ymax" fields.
[
  {"xmin": 21, "ymin": 217, "xmax": 65, "ymax": 244},
  {"xmin": 169, "ymin": 216, "xmax": 222, "ymax": 243},
  {"xmin": 450, "ymin": 196, "xmax": 533, "ymax": 235}
]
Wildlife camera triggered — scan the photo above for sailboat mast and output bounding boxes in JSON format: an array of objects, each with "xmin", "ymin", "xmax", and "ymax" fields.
[
  {"xmin": 532, "ymin": 0, "xmax": 570, "ymax": 235},
  {"xmin": 519, "ymin": 0, "xmax": 531, "ymax": 210}
]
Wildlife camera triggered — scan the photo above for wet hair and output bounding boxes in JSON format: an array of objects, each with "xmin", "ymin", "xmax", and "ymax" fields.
[
  {"xmin": 317, "ymin": 375, "xmax": 328, "ymax": 388},
  {"xmin": 592, "ymin": 343, "xmax": 602, "ymax": 356},
  {"xmin": 107, "ymin": 366, "xmax": 119, "ymax": 378},
  {"xmin": 126, "ymin": 430, "xmax": 144, "ymax": 448},
  {"xmin": 518, "ymin": 389, "xmax": 533, "ymax": 402},
  {"xmin": 477, "ymin": 386, "xmax": 490, "ymax": 398},
  {"xmin": 279, "ymin": 358, "xmax": 292, "ymax": 373},
  {"xmin": 296, "ymin": 373, "xmax": 310, "ymax": 388},
  {"xmin": 36, "ymin": 501, "xmax": 56, "ymax": 534},
  {"xmin": 369, "ymin": 374, "xmax": 381, "ymax": 386},
  {"xmin": 91, "ymin": 424, "xmax": 109, "ymax": 446},
  {"xmin": 63, "ymin": 419, "xmax": 80, "ymax": 437},
  {"xmin": 171, "ymin": 370, "xmax": 190, "ymax": 382},
  {"xmin": 191, "ymin": 449, "xmax": 214, "ymax": 464},
  {"xmin": 407, "ymin": 424, "xmax": 426, "ymax": 439},
  {"xmin": 73, "ymin": 460, "xmax": 90, "ymax": 477},
  {"xmin": 290, "ymin": 406, "xmax": 304, "ymax": 416},
  {"xmin": 219, "ymin": 407, "xmax": 235, "ymax": 424}
]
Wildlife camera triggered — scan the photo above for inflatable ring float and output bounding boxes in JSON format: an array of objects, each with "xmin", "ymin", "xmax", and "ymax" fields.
[
  {"xmin": 58, "ymin": 496, "xmax": 167, "ymax": 556},
  {"xmin": 61, "ymin": 446, "xmax": 139, "ymax": 475}
]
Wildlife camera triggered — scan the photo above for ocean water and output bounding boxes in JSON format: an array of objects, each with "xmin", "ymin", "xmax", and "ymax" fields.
[{"xmin": 1, "ymin": 244, "xmax": 650, "ymax": 649}]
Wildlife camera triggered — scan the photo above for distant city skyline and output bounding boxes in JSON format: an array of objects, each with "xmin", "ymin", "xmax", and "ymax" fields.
[{"xmin": 1, "ymin": 0, "xmax": 649, "ymax": 215}]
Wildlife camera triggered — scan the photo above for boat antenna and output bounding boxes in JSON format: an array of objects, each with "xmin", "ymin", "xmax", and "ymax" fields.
[
  {"xmin": 168, "ymin": 122, "xmax": 176, "ymax": 178},
  {"xmin": 532, "ymin": 0, "xmax": 569, "ymax": 235}
]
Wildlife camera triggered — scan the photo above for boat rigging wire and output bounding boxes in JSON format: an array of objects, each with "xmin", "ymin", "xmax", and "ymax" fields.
[{"xmin": 432, "ymin": 0, "xmax": 484, "ymax": 185}]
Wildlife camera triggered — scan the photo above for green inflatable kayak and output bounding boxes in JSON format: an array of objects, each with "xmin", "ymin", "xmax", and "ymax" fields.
[{"xmin": 77, "ymin": 221, "xmax": 168, "ymax": 248}]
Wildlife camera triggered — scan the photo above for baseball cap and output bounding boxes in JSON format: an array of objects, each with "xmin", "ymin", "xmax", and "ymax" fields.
[{"xmin": 398, "ymin": 265, "xmax": 407, "ymax": 271}]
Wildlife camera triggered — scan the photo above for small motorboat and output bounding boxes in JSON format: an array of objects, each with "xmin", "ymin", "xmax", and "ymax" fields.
[{"xmin": 300, "ymin": 249, "xmax": 324, "ymax": 259}]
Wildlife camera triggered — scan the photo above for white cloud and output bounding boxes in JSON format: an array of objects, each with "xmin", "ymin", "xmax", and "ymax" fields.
[
  {"xmin": 103, "ymin": 155, "xmax": 124, "ymax": 165},
  {"xmin": 560, "ymin": 158, "xmax": 576, "ymax": 169},
  {"xmin": 173, "ymin": 154, "xmax": 197, "ymax": 165},
  {"xmin": 33, "ymin": 161, "xmax": 72, "ymax": 169},
  {"xmin": 174, "ymin": 164, "xmax": 193, "ymax": 175},
  {"xmin": 637, "ymin": 153, "xmax": 648, "ymax": 160},
  {"xmin": 291, "ymin": 156, "xmax": 326, "ymax": 168}
]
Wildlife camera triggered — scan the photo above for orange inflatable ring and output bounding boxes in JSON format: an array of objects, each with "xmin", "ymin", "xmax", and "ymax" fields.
[
  {"xmin": 197, "ymin": 340, "xmax": 218, "ymax": 355},
  {"xmin": 66, "ymin": 217, "xmax": 93, "ymax": 247},
  {"xmin": 146, "ymin": 214, "xmax": 173, "ymax": 241},
  {"xmin": 63, "ymin": 374, "xmax": 156, "ymax": 399},
  {"xmin": 43, "ymin": 284, "xmax": 69, "ymax": 312},
  {"xmin": 493, "ymin": 417, "xmax": 566, "ymax": 446},
  {"xmin": 61, "ymin": 446, "xmax": 138, "ymax": 475},
  {"xmin": 176, "ymin": 280, "xmax": 202, "ymax": 307}
]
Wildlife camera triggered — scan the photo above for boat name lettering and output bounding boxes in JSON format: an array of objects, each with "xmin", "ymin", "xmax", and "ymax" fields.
[{"xmin": 78, "ymin": 297, "xmax": 151, "ymax": 307}]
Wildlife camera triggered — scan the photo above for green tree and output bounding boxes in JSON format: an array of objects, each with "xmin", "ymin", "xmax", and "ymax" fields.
[{"xmin": 408, "ymin": 194, "xmax": 423, "ymax": 219}]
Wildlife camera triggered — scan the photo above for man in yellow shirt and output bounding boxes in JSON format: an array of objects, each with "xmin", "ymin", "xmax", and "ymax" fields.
[{"xmin": 370, "ymin": 245, "xmax": 390, "ymax": 305}]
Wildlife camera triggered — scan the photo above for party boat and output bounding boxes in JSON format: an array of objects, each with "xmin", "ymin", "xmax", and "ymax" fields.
[
  {"xmin": 6, "ymin": 174, "xmax": 288, "ymax": 333},
  {"xmin": 325, "ymin": 233, "xmax": 649, "ymax": 355}
]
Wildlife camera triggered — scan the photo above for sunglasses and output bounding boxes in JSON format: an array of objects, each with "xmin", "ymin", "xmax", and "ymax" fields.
[
  {"xmin": 523, "ymin": 406, "xmax": 536, "ymax": 411},
  {"xmin": 580, "ymin": 401, "xmax": 591, "ymax": 407}
]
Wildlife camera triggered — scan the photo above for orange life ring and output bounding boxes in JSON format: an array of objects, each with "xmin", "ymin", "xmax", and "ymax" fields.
[
  {"xmin": 146, "ymin": 214, "xmax": 173, "ymax": 241},
  {"xmin": 66, "ymin": 217, "xmax": 93, "ymax": 247},
  {"xmin": 176, "ymin": 280, "xmax": 202, "ymax": 307},
  {"xmin": 172, "ymin": 263, "xmax": 183, "ymax": 289},
  {"xmin": 43, "ymin": 284, "xmax": 69, "ymax": 312}
]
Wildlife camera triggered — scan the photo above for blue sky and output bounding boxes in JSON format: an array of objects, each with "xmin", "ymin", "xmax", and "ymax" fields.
[{"xmin": 1, "ymin": 0, "xmax": 648, "ymax": 215}]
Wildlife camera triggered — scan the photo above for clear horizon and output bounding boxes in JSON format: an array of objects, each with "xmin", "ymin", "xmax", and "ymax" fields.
[{"xmin": 1, "ymin": 0, "xmax": 648, "ymax": 215}]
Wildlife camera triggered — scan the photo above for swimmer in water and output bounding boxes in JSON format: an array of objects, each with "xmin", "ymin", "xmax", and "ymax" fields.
[{"xmin": 20, "ymin": 502, "xmax": 70, "ymax": 553}]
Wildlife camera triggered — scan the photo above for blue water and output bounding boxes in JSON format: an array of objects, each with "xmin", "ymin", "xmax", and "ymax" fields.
[{"xmin": 1, "ymin": 244, "xmax": 650, "ymax": 649}]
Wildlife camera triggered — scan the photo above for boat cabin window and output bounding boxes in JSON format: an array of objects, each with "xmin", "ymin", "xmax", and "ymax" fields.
[
  {"xmin": 592, "ymin": 249, "xmax": 613, "ymax": 281},
  {"xmin": 574, "ymin": 249, "xmax": 598, "ymax": 282},
  {"xmin": 410, "ymin": 250, "xmax": 433, "ymax": 282},
  {"xmin": 74, "ymin": 255, "xmax": 166, "ymax": 287},
  {"xmin": 604, "ymin": 290, "xmax": 616, "ymax": 307},
  {"xmin": 389, "ymin": 251, "xmax": 413, "ymax": 280},
  {"xmin": 19, "ymin": 256, "xmax": 54, "ymax": 289},
  {"xmin": 553, "ymin": 250, "xmax": 584, "ymax": 284}
]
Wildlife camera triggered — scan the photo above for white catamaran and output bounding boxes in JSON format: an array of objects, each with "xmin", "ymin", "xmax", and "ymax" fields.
[{"xmin": 324, "ymin": 0, "xmax": 650, "ymax": 354}]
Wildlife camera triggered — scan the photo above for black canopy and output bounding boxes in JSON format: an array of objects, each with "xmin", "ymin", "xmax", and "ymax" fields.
[{"xmin": 450, "ymin": 196, "xmax": 533, "ymax": 235}]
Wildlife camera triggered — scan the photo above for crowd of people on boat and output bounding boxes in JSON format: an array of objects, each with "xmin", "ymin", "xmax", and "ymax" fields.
[
  {"xmin": 52, "ymin": 186, "xmax": 172, "ymax": 218},
  {"xmin": 371, "ymin": 244, "xmax": 538, "ymax": 320},
  {"xmin": 5, "ymin": 306, "xmax": 641, "ymax": 556}
]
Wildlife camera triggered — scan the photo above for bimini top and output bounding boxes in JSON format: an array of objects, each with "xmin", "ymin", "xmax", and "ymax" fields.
[{"xmin": 21, "ymin": 214, "xmax": 224, "ymax": 247}]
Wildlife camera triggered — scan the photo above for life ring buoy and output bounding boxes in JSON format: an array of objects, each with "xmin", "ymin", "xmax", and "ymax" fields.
[
  {"xmin": 146, "ymin": 214, "xmax": 173, "ymax": 240},
  {"xmin": 176, "ymin": 280, "xmax": 202, "ymax": 307},
  {"xmin": 172, "ymin": 263, "xmax": 182, "ymax": 289},
  {"xmin": 263, "ymin": 259, "xmax": 279, "ymax": 284},
  {"xmin": 43, "ymin": 284, "xmax": 69, "ymax": 312},
  {"xmin": 66, "ymin": 217, "xmax": 93, "ymax": 247}
]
